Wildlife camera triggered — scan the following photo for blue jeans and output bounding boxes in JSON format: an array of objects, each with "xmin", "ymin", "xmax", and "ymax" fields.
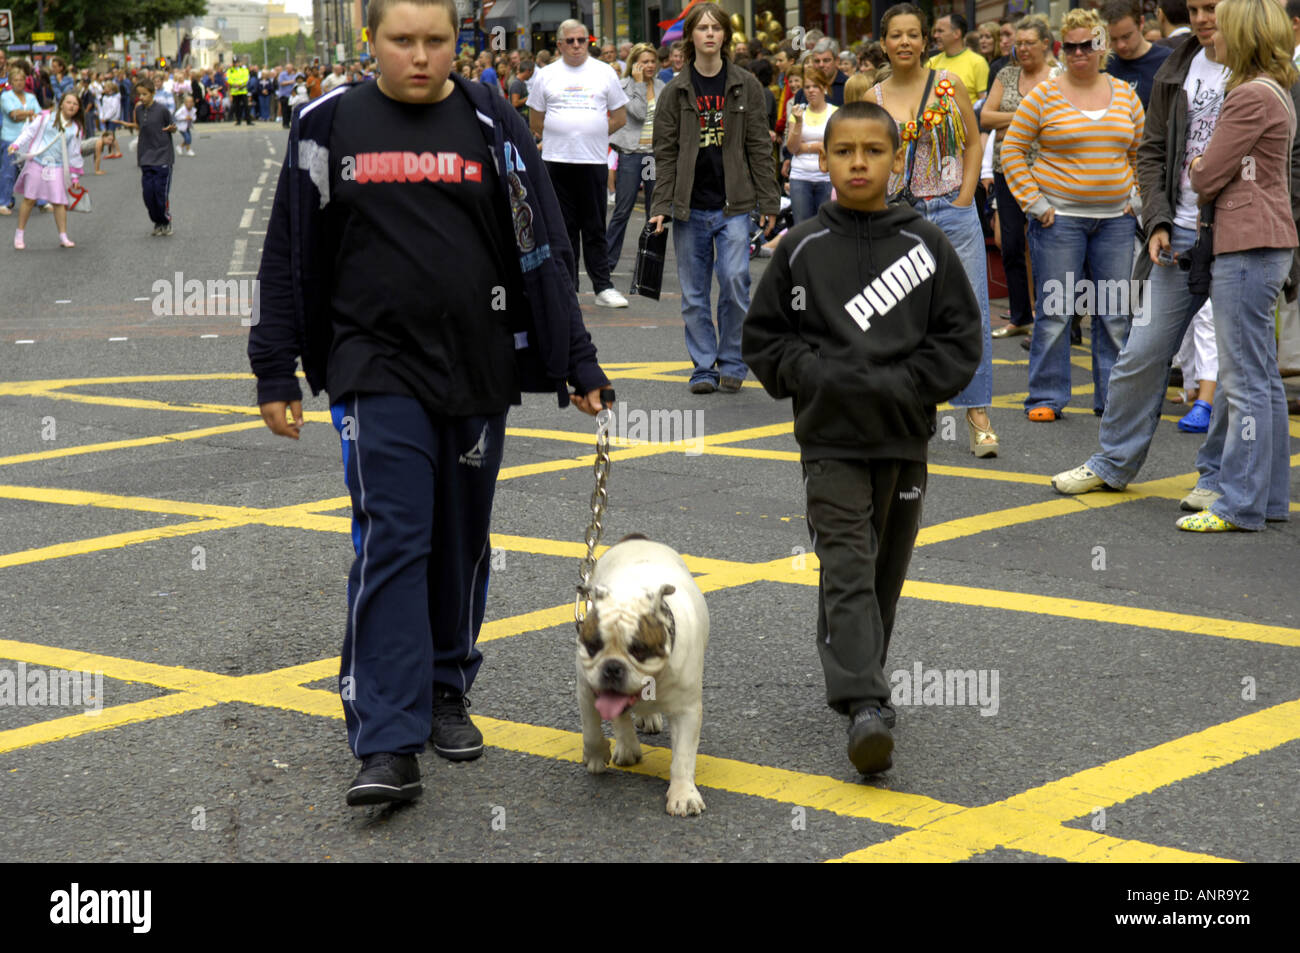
[
  {"xmin": 1086, "ymin": 225, "xmax": 1224, "ymax": 490},
  {"xmin": 1026, "ymin": 212, "xmax": 1136, "ymax": 415},
  {"xmin": 0, "ymin": 139, "xmax": 15, "ymax": 208},
  {"xmin": 605, "ymin": 150, "xmax": 655, "ymax": 272},
  {"xmin": 1207, "ymin": 248, "xmax": 1293, "ymax": 530},
  {"xmin": 918, "ymin": 191, "xmax": 992, "ymax": 407},
  {"xmin": 673, "ymin": 208, "xmax": 752, "ymax": 384},
  {"xmin": 790, "ymin": 177, "xmax": 831, "ymax": 225}
]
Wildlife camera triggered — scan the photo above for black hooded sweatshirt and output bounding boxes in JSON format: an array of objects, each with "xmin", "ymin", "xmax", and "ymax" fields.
[{"xmin": 743, "ymin": 201, "xmax": 982, "ymax": 463}]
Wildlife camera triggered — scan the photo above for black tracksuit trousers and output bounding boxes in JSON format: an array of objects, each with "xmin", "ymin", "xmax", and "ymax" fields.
[{"xmin": 802, "ymin": 457, "xmax": 927, "ymax": 714}]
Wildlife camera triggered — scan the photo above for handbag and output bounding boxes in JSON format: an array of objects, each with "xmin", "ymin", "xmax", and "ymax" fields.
[
  {"xmin": 630, "ymin": 222, "xmax": 668, "ymax": 299},
  {"xmin": 58, "ymin": 127, "xmax": 91, "ymax": 213},
  {"xmin": 887, "ymin": 69, "xmax": 936, "ymax": 208}
]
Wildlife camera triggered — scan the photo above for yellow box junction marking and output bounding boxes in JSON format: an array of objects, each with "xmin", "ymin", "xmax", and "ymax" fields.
[{"xmin": 0, "ymin": 371, "xmax": 1297, "ymax": 862}]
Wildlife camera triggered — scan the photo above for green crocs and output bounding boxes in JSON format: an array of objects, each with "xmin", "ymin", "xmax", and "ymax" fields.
[{"xmin": 1175, "ymin": 510, "xmax": 1241, "ymax": 532}]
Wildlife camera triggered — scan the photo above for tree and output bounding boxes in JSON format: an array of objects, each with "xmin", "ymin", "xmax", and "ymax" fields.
[{"xmin": 7, "ymin": 0, "xmax": 209, "ymax": 51}]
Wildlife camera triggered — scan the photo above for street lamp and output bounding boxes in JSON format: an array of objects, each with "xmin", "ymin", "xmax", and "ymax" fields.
[
  {"xmin": 281, "ymin": 45, "xmax": 289, "ymax": 66},
  {"xmin": 260, "ymin": 25, "xmax": 268, "ymax": 67}
]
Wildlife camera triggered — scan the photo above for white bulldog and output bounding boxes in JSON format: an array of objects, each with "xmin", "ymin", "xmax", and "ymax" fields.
[{"xmin": 577, "ymin": 534, "xmax": 709, "ymax": 816}]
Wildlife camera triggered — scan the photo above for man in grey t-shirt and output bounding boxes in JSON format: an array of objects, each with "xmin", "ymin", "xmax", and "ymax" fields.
[{"xmin": 120, "ymin": 79, "xmax": 178, "ymax": 235}]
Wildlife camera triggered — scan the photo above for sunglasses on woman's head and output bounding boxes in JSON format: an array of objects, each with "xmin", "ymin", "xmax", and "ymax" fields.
[{"xmin": 1061, "ymin": 40, "xmax": 1099, "ymax": 55}]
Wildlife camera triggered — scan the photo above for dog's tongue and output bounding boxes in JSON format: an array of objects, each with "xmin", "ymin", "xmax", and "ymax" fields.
[{"xmin": 595, "ymin": 691, "xmax": 640, "ymax": 721}]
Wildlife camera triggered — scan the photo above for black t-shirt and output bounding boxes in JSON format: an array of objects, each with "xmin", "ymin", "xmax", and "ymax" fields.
[
  {"xmin": 690, "ymin": 65, "xmax": 727, "ymax": 211},
  {"xmin": 325, "ymin": 80, "xmax": 522, "ymax": 416}
]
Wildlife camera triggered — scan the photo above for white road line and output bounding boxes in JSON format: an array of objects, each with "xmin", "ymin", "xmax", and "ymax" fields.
[
  {"xmin": 201, "ymin": 334, "xmax": 219, "ymax": 339},
  {"xmin": 257, "ymin": 171, "xmax": 268, "ymax": 185},
  {"xmin": 227, "ymin": 270, "xmax": 258, "ymax": 276},
  {"xmin": 239, "ymin": 209, "xmax": 255, "ymax": 229},
  {"xmin": 249, "ymin": 187, "xmax": 262, "ymax": 202},
  {"xmin": 108, "ymin": 337, "xmax": 128, "ymax": 342},
  {"xmin": 229, "ymin": 238, "xmax": 248, "ymax": 275},
  {"xmin": 15, "ymin": 340, "xmax": 34, "ymax": 345},
  {"xmin": 55, "ymin": 299, "xmax": 71, "ymax": 304},
  {"xmin": 133, "ymin": 296, "xmax": 150, "ymax": 302},
  {"xmin": 247, "ymin": 230, "xmax": 266, "ymax": 235}
]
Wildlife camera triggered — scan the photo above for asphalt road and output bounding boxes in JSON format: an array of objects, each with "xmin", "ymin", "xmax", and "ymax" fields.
[{"xmin": 0, "ymin": 116, "xmax": 1297, "ymax": 866}]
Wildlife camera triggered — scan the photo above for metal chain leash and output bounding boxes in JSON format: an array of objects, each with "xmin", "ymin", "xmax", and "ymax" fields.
[{"xmin": 575, "ymin": 393, "xmax": 615, "ymax": 626}]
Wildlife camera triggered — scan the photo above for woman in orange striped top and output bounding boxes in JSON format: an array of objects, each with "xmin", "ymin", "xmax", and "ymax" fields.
[{"xmin": 1001, "ymin": 7, "xmax": 1145, "ymax": 422}]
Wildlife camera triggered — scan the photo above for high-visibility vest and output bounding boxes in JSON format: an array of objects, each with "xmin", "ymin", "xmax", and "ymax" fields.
[{"xmin": 229, "ymin": 66, "xmax": 249, "ymax": 96}]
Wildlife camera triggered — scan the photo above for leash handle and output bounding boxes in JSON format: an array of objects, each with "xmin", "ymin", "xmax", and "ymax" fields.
[{"xmin": 576, "ymin": 387, "xmax": 617, "ymax": 626}]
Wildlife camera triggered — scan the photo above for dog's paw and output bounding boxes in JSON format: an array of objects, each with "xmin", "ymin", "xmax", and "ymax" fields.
[
  {"xmin": 666, "ymin": 782, "xmax": 705, "ymax": 816},
  {"xmin": 583, "ymin": 739, "xmax": 611, "ymax": 774},
  {"xmin": 634, "ymin": 712, "xmax": 664, "ymax": 733},
  {"xmin": 611, "ymin": 738, "xmax": 643, "ymax": 766}
]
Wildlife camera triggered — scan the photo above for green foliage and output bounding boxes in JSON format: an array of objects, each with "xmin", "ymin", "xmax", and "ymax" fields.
[{"xmin": 6, "ymin": 1, "xmax": 209, "ymax": 51}]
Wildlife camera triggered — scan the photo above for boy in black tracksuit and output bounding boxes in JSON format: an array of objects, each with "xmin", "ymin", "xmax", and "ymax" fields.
[
  {"xmin": 743, "ymin": 102, "xmax": 981, "ymax": 775},
  {"xmin": 249, "ymin": 0, "xmax": 609, "ymax": 807}
]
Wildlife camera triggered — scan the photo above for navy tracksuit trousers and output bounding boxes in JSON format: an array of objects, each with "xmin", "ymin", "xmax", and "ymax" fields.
[
  {"xmin": 331, "ymin": 394, "xmax": 506, "ymax": 758},
  {"xmin": 140, "ymin": 164, "xmax": 172, "ymax": 226}
]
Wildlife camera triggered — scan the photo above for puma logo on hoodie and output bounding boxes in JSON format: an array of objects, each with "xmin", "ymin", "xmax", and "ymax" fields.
[{"xmin": 844, "ymin": 243, "xmax": 937, "ymax": 332}]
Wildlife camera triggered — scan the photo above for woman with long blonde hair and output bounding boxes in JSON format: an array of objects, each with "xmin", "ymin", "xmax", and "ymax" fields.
[{"xmin": 1178, "ymin": 0, "xmax": 1298, "ymax": 531}]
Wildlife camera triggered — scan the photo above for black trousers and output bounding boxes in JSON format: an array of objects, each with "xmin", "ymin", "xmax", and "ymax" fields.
[
  {"xmin": 545, "ymin": 160, "xmax": 613, "ymax": 295},
  {"xmin": 232, "ymin": 94, "xmax": 249, "ymax": 124},
  {"xmin": 280, "ymin": 96, "xmax": 291, "ymax": 128},
  {"xmin": 994, "ymin": 170, "xmax": 1033, "ymax": 327},
  {"xmin": 803, "ymin": 457, "xmax": 927, "ymax": 713}
]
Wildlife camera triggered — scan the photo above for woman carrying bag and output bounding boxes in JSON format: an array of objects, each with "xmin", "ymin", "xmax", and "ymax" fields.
[
  {"xmin": 7, "ymin": 91, "xmax": 85, "ymax": 249},
  {"xmin": 1178, "ymin": 0, "xmax": 1298, "ymax": 532},
  {"xmin": 606, "ymin": 43, "xmax": 664, "ymax": 275}
]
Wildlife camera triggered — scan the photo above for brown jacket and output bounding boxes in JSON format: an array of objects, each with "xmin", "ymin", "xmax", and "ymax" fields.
[
  {"xmin": 651, "ymin": 61, "xmax": 780, "ymax": 221},
  {"xmin": 1190, "ymin": 78, "xmax": 1298, "ymax": 255}
]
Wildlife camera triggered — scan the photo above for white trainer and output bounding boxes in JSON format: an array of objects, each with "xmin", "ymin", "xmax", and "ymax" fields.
[
  {"xmin": 595, "ymin": 288, "xmax": 629, "ymax": 308},
  {"xmin": 1052, "ymin": 464, "xmax": 1108, "ymax": 495},
  {"xmin": 1180, "ymin": 487, "xmax": 1222, "ymax": 512}
]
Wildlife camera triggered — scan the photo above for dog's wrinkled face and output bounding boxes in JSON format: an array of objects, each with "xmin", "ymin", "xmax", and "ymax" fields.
[{"xmin": 577, "ymin": 583, "xmax": 676, "ymax": 721}]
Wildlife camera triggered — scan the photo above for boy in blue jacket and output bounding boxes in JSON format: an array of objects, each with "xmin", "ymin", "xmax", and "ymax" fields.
[
  {"xmin": 248, "ymin": 0, "xmax": 610, "ymax": 806},
  {"xmin": 743, "ymin": 102, "xmax": 981, "ymax": 775}
]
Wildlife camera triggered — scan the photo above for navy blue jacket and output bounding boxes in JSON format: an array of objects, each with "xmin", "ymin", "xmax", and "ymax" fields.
[{"xmin": 248, "ymin": 74, "xmax": 607, "ymax": 409}]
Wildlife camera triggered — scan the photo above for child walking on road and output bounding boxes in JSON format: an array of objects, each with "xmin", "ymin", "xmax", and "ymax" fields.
[
  {"xmin": 117, "ymin": 79, "xmax": 177, "ymax": 236},
  {"xmin": 248, "ymin": 0, "xmax": 610, "ymax": 807},
  {"xmin": 743, "ymin": 101, "xmax": 981, "ymax": 774}
]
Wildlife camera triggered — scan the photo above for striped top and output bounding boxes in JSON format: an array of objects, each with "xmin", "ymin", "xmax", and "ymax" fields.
[{"xmin": 1001, "ymin": 75, "xmax": 1144, "ymax": 219}]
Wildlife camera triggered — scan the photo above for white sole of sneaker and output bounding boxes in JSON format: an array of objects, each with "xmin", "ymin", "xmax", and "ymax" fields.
[{"xmin": 346, "ymin": 781, "xmax": 422, "ymax": 805}]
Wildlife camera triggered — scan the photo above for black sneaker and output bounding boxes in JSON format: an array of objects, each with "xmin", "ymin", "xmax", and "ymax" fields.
[
  {"xmin": 430, "ymin": 691, "xmax": 484, "ymax": 761},
  {"xmin": 880, "ymin": 702, "xmax": 897, "ymax": 730},
  {"xmin": 847, "ymin": 706, "xmax": 894, "ymax": 775},
  {"xmin": 346, "ymin": 752, "xmax": 422, "ymax": 806}
]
